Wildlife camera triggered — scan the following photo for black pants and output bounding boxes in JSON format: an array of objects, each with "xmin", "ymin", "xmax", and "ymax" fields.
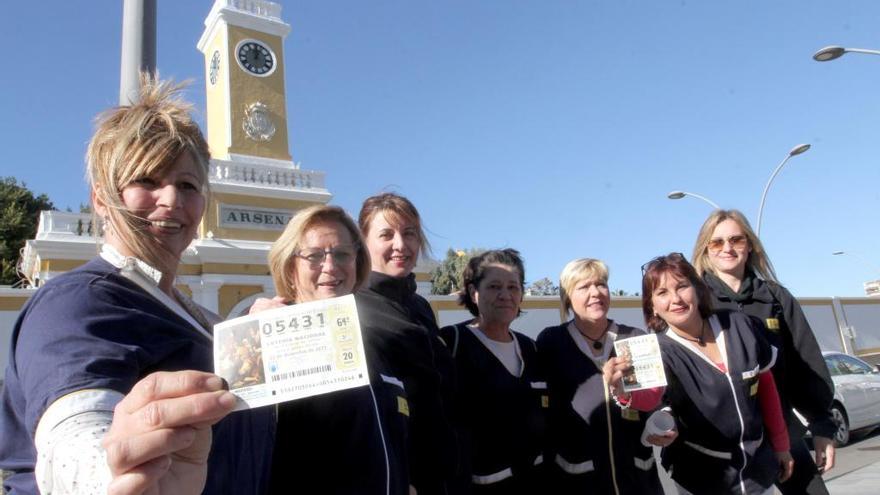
[{"xmin": 775, "ymin": 436, "xmax": 829, "ymax": 495}]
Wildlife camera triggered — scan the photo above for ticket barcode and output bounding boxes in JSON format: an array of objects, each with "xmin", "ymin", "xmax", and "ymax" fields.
[{"xmin": 271, "ymin": 364, "xmax": 333, "ymax": 382}]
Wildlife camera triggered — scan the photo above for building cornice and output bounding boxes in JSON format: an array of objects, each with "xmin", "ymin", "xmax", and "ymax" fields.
[{"xmin": 198, "ymin": 0, "xmax": 290, "ymax": 52}]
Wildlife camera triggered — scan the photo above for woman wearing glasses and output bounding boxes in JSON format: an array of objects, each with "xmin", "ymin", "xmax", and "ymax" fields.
[
  {"xmin": 440, "ymin": 249, "xmax": 546, "ymax": 495},
  {"xmin": 537, "ymin": 258, "xmax": 663, "ymax": 494},
  {"xmin": 692, "ymin": 210, "xmax": 836, "ymax": 494},
  {"xmin": 617, "ymin": 253, "xmax": 793, "ymax": 494},
  {"xmin": 249, "ymin": 205, "xmax": 411, "ymax": 494},
  {"xmin": 356, "ymin": 193, "xmax": 458, "ymax": 495}
]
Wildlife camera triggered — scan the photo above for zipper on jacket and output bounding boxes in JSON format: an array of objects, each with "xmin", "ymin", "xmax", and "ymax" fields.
[{"xmin": 603, "ymin": 376, "xmax": 622, "ymax": 495}]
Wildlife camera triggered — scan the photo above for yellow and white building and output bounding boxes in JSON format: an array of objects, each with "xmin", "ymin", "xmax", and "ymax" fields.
[{"xmin": 1, "ymin": 0, "xmax": 878, "ymax": 376}]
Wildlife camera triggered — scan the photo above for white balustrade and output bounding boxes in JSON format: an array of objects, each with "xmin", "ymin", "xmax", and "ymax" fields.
[
  {"xmin": 210, "ymin": 160, "xmax": 326, "ymax": 191},
  {"xmin": 35, "ymin": 211, "xmax": 100, "ymax": 239},
  {"xmin": 222, "ymin": 0, "xmax": 282, "ymax": 20}
]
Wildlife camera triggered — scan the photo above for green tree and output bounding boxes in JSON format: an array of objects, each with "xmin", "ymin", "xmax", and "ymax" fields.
[
  {"xmin": 431, "ymin": 247, "xmax": 484, "ymax": 295},
  {"xmin": 526, "ymin": 277, "xmax": 559, "ymax": 296},
  {"xmin": 0, "ymin": 178, "xmax": 54, "ymax": 285},
  {"xmin": 611, "ymin": 289, "xmax": 639, "ymax": 297}
]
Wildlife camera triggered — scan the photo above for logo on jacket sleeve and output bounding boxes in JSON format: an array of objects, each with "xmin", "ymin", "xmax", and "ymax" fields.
[{"xmin": 397, "ymin": 396, "xmax": 410, "ymax": 416}]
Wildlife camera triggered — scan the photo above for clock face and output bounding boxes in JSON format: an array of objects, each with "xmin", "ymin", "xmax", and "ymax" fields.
[
  {"xmin": 236, "ymin": 40, "xmax": 275, "ymax": 76},
  {"xmin": 209, "ymin": 51, "xmax": 220, "ymax": 85}
]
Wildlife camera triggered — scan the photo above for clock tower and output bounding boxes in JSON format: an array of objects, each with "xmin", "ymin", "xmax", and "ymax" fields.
[
  {"xmin": 199, "ymin": 0, "xmax": 291, "ymax": 161},
  {"xmin": 197, "ymin": 0, "xmax": 330, "ymax": 244}
]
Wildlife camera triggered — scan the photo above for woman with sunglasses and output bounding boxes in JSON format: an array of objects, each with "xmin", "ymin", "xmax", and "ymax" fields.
[
  {"xmin": 356, "ymin": 192, "xmax": 458, "ymax": 495},
  {"xmin": 537, "ymin": 258, "xmax": 663, "ymax": 494},
  {"xmin": 616, "ymin": 253, "xmax": 793, "ymax": 494},
  {"xmin": 692, "ymin": 210, "xmax": 836, "ymax": 494},
  {"xmin": 249, "ymin": 205, "xmax": 411, "ymax": 494},
  {"xmin": 440, "ymin": 249, "xmax": 546, "ymax": 495}
]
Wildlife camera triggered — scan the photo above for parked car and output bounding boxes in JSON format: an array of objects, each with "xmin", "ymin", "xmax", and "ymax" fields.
[{"xmin": 823, "ymin": 351, "xmax": 880, "ymax": 445}]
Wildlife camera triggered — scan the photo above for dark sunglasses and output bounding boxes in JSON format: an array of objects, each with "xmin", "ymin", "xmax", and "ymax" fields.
[{"xmin": 641, "ymin": 252, "xmax": 686, "ymax": 276}]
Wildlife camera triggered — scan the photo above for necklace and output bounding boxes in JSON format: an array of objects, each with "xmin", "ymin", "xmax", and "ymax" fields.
[
  {"xmin": 676, "ymin": 321, "xmax": 708, "ymax": 346},
  {"xmin": 577, "ymin": 321, "xmax": 610, "ymax": 350}
]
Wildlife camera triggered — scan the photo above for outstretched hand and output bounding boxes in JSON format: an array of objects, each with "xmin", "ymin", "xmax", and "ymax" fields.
[{"xmin": 102, "ymin": 371, "xmax": 237, "ymax": 495}]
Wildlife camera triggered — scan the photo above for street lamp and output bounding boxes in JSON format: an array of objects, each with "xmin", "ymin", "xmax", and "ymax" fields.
[
  {"xmin": 832, "ymin": 251, "xmax": 880, "ymax": 272},
  {"xmin": 666, "ymin": 191, "xmax": 720, "ymax": 209},
  {"xmin": 813, "ymin": 45, "xmax": 880, "ymax": 62},
  {"xmin": 756, "ymin": 144, "xmax": 811, "ymax": 237},
  {"xmin": 833, "ymin": 251, "xmax": 880, "ymax": 297}
]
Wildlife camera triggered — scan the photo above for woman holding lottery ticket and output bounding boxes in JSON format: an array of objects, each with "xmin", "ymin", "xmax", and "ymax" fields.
[
  {"xmin": 439, "ymin": 249, "xmax": 546, "ymax": 495},
  {"xmin": 536, "ymin": 258, "xmax": 663, "ymax": 495},
  {"xmin": 0, "ymin": 76, "xmax": 274, "ymax": 495},
  {"xmin": 248, "ymin": 205, "xmax": 411, "ymax": 495},
  {"xmin": 617, "ymin": 253, "xmax": 793, "ymax": 495}
]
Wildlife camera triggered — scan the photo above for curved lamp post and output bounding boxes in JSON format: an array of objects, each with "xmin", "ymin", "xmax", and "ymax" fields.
[
  {"xmin": 813, "ymin": 45, "xmax": 880, "ymax": 62},
  {"xmin": 832, "ymin": 251, "xmax": 880, "ymax": 273},
  {"xmin": 756, "ymin": 144, "xmax": 811, "ymax": 237},
  {"xmin": 666, "ymin": 191, "xmax": 721, "ymax": 209}
]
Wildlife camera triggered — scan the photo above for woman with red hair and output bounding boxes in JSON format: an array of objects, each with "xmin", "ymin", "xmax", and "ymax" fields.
[{"xmin": 608, "ymin": 253, "xmax": 793, "ymax": 494}]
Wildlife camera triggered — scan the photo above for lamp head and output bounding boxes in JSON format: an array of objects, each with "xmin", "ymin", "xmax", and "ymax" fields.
[
  {"xmin": 832, "ymin": 251, "xmax": 846, "ymax": 256},
  {"xmin": 667, "ymin": 191, "xmax": 686, "ymax": 200},
  {"xmin": 789, "ymin": 144, "xmax": 811, "ymax": 156},
  {"xmin": 813, "ymin": 46, "xmax": 846, "ymax": 62}
]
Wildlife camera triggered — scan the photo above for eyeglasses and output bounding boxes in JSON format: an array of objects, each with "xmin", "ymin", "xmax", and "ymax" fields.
[
  {"xmin": 706, "ymin": 235, "xmax": 747, "ymax": 252},
  {"xmin": 641, "ymin": 252, "xmax": 686, "ymax": 276},
  {"xmin": 295, "ymin": 245, "xmax": 358, "ymax": 267}
]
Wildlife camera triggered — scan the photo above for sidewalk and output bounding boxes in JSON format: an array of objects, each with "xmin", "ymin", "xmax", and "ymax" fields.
[{"xmin": 825, "ymin": 459, "xmax": 880, "ymax": 494}]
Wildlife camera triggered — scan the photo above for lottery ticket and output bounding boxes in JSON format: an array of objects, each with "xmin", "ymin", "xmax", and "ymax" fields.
[
  {"xmin": 214, "ymin": 294, "xmax": 370, "ymax": 410},
  {"xmin": 614, "ymin": 333, "xmax": 667, "ymax": 392}
]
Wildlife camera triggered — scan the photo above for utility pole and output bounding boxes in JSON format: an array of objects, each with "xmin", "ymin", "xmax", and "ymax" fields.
[{"xmin": 119, "ymin": 0, "xmax": 157, "ymax": 104}]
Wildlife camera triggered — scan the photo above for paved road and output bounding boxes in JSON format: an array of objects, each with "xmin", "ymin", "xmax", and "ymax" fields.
[
  {"xmin": 3, "ymin": 430, "xmax": 876, "ymax": 495},
  {"xmin": 657, "ymin": 428, "xmax": 880, "ymax": 494},
  {"xmin": 824, "ymin": 427, "xmax": 880, "ymax": 494}
]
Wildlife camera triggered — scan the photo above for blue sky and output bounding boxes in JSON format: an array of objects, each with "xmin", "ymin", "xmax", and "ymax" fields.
[{"xmin": 2, "ymin": 1, "xmax": 879, "ymax": 297}]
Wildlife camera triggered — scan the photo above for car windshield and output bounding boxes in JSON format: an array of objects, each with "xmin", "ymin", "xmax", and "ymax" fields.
[{"xmin": 825, "ymin": 354, "xmax": 874, "ymax": 376}]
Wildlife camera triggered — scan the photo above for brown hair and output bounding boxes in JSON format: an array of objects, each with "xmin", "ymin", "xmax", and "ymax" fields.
[
  {"xmin": 358, "ymin": 192, "xmax": 430, "ymax": 255},
  {"xmin": 87, "ymin": 74, "xmax": 210, "ymax": 274},
  {"xmin": 457, "ymin": 248, "xmax": 525, "ymax": 317},
  {"xmin": 269, "ymin": 205, "xmax": 371, "ymax": 302},
  {"xmin": 641, "ymin": 253, "xmax": 714, "ymax": 332},
  {"xmin": 692, "ymin": 209, "xmax": 777, "ymax": 282}
]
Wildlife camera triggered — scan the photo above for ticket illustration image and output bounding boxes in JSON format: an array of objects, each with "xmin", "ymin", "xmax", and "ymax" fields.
[
  {"xmin": 214, "ymin": 294, "xmax": 370, "ymax": 410},
  {"xmin": 614, "ymin": 333, "xmax": 667, "ymax": 392}
]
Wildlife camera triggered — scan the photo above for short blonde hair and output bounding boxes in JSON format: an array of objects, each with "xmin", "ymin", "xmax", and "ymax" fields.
[
  {"xmin": 691, "ymin": 209, "xmax": 777, "ymax": 282},
  {"xmin": 87, "ymin": 74, "xmax": 209, "ymax": 274},
  {"xmin": 269, "ymin": 205, "xmax": 371, "ymax": 302},
  {"xmin": 559, "ymin": 258, "xmax": 609, "ymax": 315}
]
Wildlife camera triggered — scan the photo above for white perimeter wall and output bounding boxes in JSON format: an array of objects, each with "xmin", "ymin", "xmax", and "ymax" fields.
[{"xmin": 0, "ymin": 311, "xmax": 19, "ymax": 385}]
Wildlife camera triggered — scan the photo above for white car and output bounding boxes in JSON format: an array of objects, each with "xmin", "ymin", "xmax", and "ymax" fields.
[{"xmin": 823, "ymin": 351, "xmax": 880, "ymax": 445}]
